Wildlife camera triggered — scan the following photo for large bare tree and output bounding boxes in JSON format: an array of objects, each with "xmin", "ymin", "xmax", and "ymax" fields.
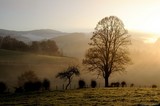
[{"xmin": 83, "ymin": 16, "xmax": 131, "ymax": 87}]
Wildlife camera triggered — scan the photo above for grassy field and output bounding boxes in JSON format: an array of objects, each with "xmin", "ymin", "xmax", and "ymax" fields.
[
  {"xmin": 0, "ymin": 88, "xmax": 160, "ymax": 106},
  {"xmin": 0, "ymin": 49, "xmax": 78, "ymax": 89}
]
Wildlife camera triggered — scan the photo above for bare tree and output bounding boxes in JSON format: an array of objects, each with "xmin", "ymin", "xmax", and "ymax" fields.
[
  {"xmin": 83, "ymin": 16, "xmax": 131, "ymax": 87},
  {"xmin": 56, "ymin": 66, "xmax": 80, "ymax": 90}
]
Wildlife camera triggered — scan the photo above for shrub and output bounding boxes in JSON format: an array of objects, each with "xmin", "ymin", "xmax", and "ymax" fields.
[
  {"xmin": 15, "ymin": 87, "xmax": 24, "ymax": 93},
  {"xmin": 0, "ymin": 82, "xmax": 7, "ymax": 93},
  {"xmin": 79, "ymin": 80, "xmax": 85, "ymax": 88},
  {"xmin": 34, "ymin": 81, "xmax": 42, "ymax": 91},
  {"xmin": 42, "ymin": 78, "xmax": 50, "ymax": 90},
  {"xmin": 152, "ymin": 84, "xmax": 157, "ymax": 88},
  {"xmin": 130, "ymin": 83, "xmax": 134, "ymax": 87},
  {"xmin": 24, "ymin": 81, "xmax": 42, "ymax": 92},
  {"xmin": 110, "ymin": 82, "xmax": 115, "ymax": 87},
  {"xmin": 18, "ymin": 70, "xmax": 39, "ymax": 87},
  {"xmin": 110, "ymin": 82, "xmax": 120, "ymax": 87},
  {"xmin": 91, "ymin": 80, "xmax": 97, "ymax": 88},
  {"xmin": 115, "ymin": 82, "xmax": 120, "ymax": 87},
  {"xmin": 121, "ymin": 81, "xmax": 127, "ymax": 87},
  {"xmin": 24, "ymin": 81, "xmax": 34, "ymax": 92}
]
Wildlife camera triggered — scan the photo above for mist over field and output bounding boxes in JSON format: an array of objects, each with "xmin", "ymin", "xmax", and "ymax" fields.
[
  {"xmin": 53, "ymin": 30, "xmax": 160, "ymax": 87},
  {"xmin": 2, "ymin": 1, "xmax": 160, "ymax": 105},
  {"xmin": 0, "ymin": 29, "xmax": 160, "ymax": 89}
]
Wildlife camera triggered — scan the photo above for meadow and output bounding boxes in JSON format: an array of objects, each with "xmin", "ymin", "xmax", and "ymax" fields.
[
  {"xmin": 0, "ymin": 88, "xmax": 160, "ymax": 106},
  {"xmin": 0, "ymin": 49, "xmax": 78, "ymax": 89}
]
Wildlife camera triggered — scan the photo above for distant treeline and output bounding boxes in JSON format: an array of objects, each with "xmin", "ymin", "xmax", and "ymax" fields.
[{"xmin": 0, "ymin": 36, "xmax": 60, "ymax": 56}]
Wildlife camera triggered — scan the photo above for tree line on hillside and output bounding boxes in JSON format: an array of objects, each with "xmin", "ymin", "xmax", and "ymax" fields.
[{"xmin": 0, "ymin": 36, "xmax": 60, "ymax": 56}]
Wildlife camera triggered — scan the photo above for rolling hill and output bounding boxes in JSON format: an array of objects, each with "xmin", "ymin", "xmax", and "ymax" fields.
[
  {"xmin": 53, "ymin": 33, "xmax": 91, "ymax": 59},
  {"xmin": 0, "ymin": 49, "xmax": 78, "ymax": 90},
  {"xmin": 0, "ymin": 29, "xmax": 67, "ymax": 42}
]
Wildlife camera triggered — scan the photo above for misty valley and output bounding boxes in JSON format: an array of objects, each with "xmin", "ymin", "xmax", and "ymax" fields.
[{"xmin": 1, "ymin": 1, "xmax": 160, "ymax": 104}]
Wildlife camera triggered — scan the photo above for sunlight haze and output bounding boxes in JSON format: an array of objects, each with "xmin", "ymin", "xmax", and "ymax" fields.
[{"xmin": 0, "ymin": 0, "xmax": 160, "ymax": 34}]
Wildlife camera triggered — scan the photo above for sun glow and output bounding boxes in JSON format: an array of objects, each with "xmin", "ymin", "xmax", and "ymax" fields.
[{"xmin": 144, "ymin": 38, "xmax": 158, "ymax": 43}]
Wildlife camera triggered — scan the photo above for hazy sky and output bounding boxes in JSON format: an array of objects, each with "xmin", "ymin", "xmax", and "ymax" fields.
[{"xmin": 0, "ymin": 0, "xmax": 160, "ymax": 33}]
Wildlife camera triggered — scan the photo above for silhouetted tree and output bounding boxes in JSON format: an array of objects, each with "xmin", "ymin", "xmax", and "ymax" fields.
[
  {"xmin": 83, "ymin": 16, "xmax": 131, "ymax": 87},
  {"xmin": 0, "ymin": 36, "xmax": 29, "ymax": 51},
  {"xmin": 17, "ymin": 70, "xmax": 39, "ymax": 87},
  {"xmin": 42, "ymin": 78, "xmax": 50, "ymax": 90},
  {"xmin": 56, "ymin": 66, "xmax": 80, "ymax": 90},
  {"xmin": 0, "ymin": 36, "xmax": 60, "ymax": 56},
  {"xmin": 121, "ymin": 81, "xmax": 127, "ymax": 87},
  {"xmin": 79, "ymin": 80, "xmax": 86, "ymax": 88},
  {"xmin": 91, "ymin": 80, "xmax": 97, "ymax": 88},
  {"xmin": 0, "ymin": 82, "xmax": 7, "ymax": 93},
  {"xmin": 30, "ymin": 40, "xmax": 59, "ymax": 55}
]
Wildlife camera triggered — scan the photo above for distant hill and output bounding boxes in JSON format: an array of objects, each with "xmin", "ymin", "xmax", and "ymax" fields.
[
  {"xmin": 0, "ymin": 29, "xmax": 30, "ymax": 43},
  {"xmin": 0, "ymin": 29, "xmax": 67, "ymax": 42},
  {"xmin": 53, "ymin": 31, "xmax": 154, "ymax": 58},
  {"xmin": 53, "ymin": 33, "xmax": 91, "ymax": 58}
]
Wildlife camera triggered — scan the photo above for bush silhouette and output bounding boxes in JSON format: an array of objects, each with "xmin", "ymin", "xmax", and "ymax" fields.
[
  {"xmin": 115, "ymin": 82, "xmax": 120, "ymax": 87},
  {"xmin": 79, "ymin": 80, "xmax": 86, "ymax": 88},
  {"xmin": 121, "ymin": 81, "xmax": 127, "ymax": 87},
  {"xmin": 34, "ymin": 81, "xmax": 42, "ymax": 91},
  {"xmin": 24, "ymin": 81, "xmax": 34, "ymax": 92},
  {"xmin": 24, "ymin": 81, "xmax": 42, "ymax": 92},
  {"xmin": 18, "ymin": 70, "xmax": 39, "ymax": 87},
  {"xmin": 42, "ymin": 78, "xmax": 50, "ymax": 90},
  {"xmin": 130, "ymin": 83, "xmax": 134, "ymax": 87},
  {"xmin": 110, "ymin": 82, "xmax": 120, "ymax": 87},
  {"xmin": 91, "ymin": 80, "xmax": 97, "ymax": 88},
  {"xmin": 110, "ymin": 82, "xmax": 115, "ymax": 87},
  {"xmin": 0, "ymin": 82, "xmax": 7, "ymax": 93},
  {"xmin": 152, "ymin": 84, "xmax": 157, "ymax": 88},
  {"xmin": 15, "ymin": 87, "xmax": 24, "ymax": 93}
]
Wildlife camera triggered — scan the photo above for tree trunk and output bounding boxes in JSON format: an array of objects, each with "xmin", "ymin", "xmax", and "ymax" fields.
[
  {"xmin": 65, "ymin": 78, "xmax": 71, "ymax": 90},
  {"xmin": 105, "ymin": 76, "xmax": 109, "ymax": 87}
]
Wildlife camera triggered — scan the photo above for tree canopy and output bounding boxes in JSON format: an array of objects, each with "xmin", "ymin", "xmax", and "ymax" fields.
[
  {"xmin": 83, "ymin": 16, "xmax": 131, "ymax": 87},
  {"xmin": 56, "ymin": 66, "xmax": 80, "ymax": 89}
]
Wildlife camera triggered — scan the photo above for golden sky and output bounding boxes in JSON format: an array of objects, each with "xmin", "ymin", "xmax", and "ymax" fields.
[{"xmin": 0, "ymin": 0, "xmax": 160, "ymax": 35}]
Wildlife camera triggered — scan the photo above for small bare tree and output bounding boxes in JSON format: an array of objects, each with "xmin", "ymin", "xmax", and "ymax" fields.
[
  {"xmin": 56, "ymin": 66, "xmax": 80, "ymax": 90},
  {"xmin": 83, "ymin": 16, "xmax": 131, "ymax": 87}
]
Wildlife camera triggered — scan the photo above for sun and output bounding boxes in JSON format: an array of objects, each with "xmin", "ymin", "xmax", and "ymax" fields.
[{"xmin": 144, "ymin": 37, "xmax": 158, "ymax": 43}]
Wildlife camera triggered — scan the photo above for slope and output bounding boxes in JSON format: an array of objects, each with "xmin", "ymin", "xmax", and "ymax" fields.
[{"xmin": 0, "ymin": 49, "xmax": 78, "ymax": 89}]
